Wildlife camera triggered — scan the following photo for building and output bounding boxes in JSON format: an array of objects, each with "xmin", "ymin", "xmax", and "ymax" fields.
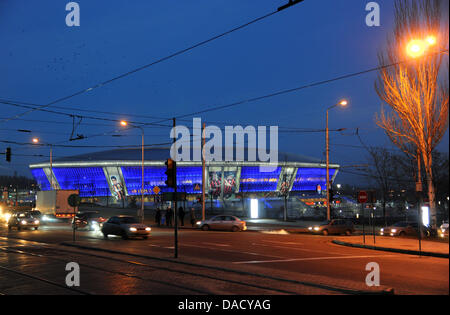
[{"xmin": 29, "ymin": 148, "xmax": 339, "ymax": 218}]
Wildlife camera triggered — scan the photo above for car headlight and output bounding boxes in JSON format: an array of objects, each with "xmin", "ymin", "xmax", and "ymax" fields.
[
  {"xmin": 313, "ymin": 226, "xmax": 320, "ymax": 231},
  {"xmin": 129, "ymin": 227, "xmax": 137, "ymax": 232},
  {"xmin": 21, "ymin": 220, "xmax": 27, "ymax": 225},
  {"xmin": 145, "ymin": 227, "xmax": 151, "ymax": 231},
  {"xmin": 34, "ymin": 220, "xmax": 39, "ymax": 225},
  {"xmin": 380, "ymin": 228, "xmax": 384, "ymax": 232},
  {"xmin": 308, "ymin": 227, "xmax": 313, "ymax": 230},
  {"xmin": 391, "ymin": 229, "xmax": 397, "ymax": 233},
  {"xmin": 196, "ymin": 221, "xmax": 202, "ymax": 225}
]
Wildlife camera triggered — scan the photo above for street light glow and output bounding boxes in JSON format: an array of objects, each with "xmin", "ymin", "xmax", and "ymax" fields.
[
  {"xmin": 406, "ymin": 35, "xmax": 437, "ymax": 58},
  {"xmin": 425, "ymin": 35, "xmax": 436, "ymax": 46},
  {"xmin": 120, "ymin": 120, "xmax": 128, "ymax": 127},
  {"xmin": 32, "ymin": 138, "xmax": 39, "ymax": 144},
  {"xmin": 339, "ymin": 100, "xmax": 348, "ymax": 106},
  {"xmin": 406, "ymin": 39, "xmax": 426, "ymax": 58}
]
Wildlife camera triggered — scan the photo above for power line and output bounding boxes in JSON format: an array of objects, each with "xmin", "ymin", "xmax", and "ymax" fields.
[
  {"xmin": 0, "ymin": 100, "xmax": 172, "ymax": 128},
  {"xmin": 2, "ymin": 1, "xmax": 305, "ymax": 124},
  {"xmin": 0, "ymin": 98, "xmax": 169, "ymax": 121},
  {"xmin": 339, "ymin": 168, "xmax": 417, "ymax": 184},
  {"xmin": 166, "ymin": 49, "xmax": 449, "ymax": 121},
  {"xmin": 4, "ymin": 47, "xmax": 447, "ymax": 131},
  {"xmin": 0, "ymin": 139, "xmax": 173, "ymax": 149}
]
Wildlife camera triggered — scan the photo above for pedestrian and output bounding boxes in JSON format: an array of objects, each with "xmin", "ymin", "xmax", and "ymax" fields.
[
  {"xmin": 178, "ymin": 206, "xmax": 185, "ymax": 226},
  {"xmin": 190, "ymin": 207, "xmax": 196, "ymax": 227},
  {"xmin": 166, "ymin": 208, "xmax": 172, "ymax": 227},
  {"xmin": 155, "ymin": 208, "xmax": 161, "ymax": 227}
]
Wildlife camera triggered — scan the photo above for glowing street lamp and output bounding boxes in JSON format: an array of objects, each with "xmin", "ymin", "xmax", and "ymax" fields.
[
  {"xmin": 425, "ymin": 35, "xmax": 436, "ymax": 46},
  {"xmin": 325, "ymin": 99, "xmax": 348, "ymax": 221},
  {"xmin": 406, "ymin": 35, "xmax": 437, "ymax": 58},
  {"xmin": 31, "ymin": 138, "xmax": 55, "ymax": 190},
  {"xmin": 120, "ymin": 120, "xmax": 145, "ymax": 223}
]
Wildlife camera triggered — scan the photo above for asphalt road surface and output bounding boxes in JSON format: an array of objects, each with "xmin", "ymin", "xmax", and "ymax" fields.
[{"xmin": 0, "ymin": 222, "xmax": 447, "ymax": 295}]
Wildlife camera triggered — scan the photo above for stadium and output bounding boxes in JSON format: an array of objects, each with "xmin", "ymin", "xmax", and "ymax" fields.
[{"xmin": 29, "ymin": 148, "xmax": 340, "ymax": 219}]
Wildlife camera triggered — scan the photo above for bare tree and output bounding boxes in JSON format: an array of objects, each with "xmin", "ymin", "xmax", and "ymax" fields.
[{"xmin": 375, "ymin": 0, "xmax": 449, "ymax": 228}]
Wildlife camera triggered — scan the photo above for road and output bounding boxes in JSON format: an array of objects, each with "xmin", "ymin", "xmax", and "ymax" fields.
[{"xmin": 0, "ymin": 222, "xmax": 448, "ymax": 295}]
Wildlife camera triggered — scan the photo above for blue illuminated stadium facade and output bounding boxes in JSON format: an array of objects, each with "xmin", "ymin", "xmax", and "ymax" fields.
[{"xmin": 29, "ymin": 148, "xmax": 339, "ymax": 216}]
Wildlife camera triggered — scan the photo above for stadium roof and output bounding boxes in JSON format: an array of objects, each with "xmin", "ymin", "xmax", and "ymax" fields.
[
  {"xmin": 48, "ymin": 148, "xmax": 324, "ymax": 164},
  {"xmin": 30, "ymin": 148, "xmax": 339, "ymax": 168}
]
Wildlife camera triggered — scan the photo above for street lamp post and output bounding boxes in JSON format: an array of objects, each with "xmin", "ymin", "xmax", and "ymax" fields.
[
  {"xmin": 31, "ymin": 137, "xmax": 54, "ymax": 190},
  {"xmin": 121, "ymin": 121, "xmax": 145, "ymax": 223},
  {"xmin": 326, "ymin": 100, "xmax": 347, "ymax": 221}
]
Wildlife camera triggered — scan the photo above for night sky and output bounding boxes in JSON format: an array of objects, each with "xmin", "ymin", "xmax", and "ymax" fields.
[{"xmin": 0, "ymin": 0, "xmax": 448, "ymax": 185}]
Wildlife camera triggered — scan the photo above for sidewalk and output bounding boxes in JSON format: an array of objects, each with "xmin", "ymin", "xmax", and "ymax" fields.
[{"xmin": 333, "ymin": 235, "xmax": 449, "ymax": 258}]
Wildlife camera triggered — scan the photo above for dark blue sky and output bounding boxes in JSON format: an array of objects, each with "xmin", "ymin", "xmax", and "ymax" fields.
[{"xmin": 0, "ymin": 0, "xmax": 448, "ymax": 184}]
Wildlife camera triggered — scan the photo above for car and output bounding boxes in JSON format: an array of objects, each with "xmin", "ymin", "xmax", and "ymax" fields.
[
  {"xmin": 196, "ymin": 215, "xmax": 247, "ymax": 232},
  {"xmin": 439, "ymin": 221, "xmax": 449, "ymax": 238},
  {"xmin": 308, "ymin": 219, "xmax": 355, "ymax": 236},
  {"xmin": 72, "ymin": 211, "xmax": 107, "ymax": 231},
  {"xmin": 8, "ymin": 212, "xmax": 40, "ymax": 231},
  {"xmin": 380, "ymin": 221, "xmax": 425, "ymax": 237},
  {"xmin": 101, "ymin": 216, "xmax": 151, "ymax": 239},
  {"xmin": 28, "ymin": 210, "xmax": 43, "ymax": 222}
]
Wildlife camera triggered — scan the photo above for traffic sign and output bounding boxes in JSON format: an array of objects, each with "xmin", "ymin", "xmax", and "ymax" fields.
[
  {"xmin": 68, "ymin": 194, "xmax": 81, "ymax": 207},
  {"xmin": 358, "ymin": 191, "xmax": 368, "ymax": 203},
  {"xmin": 194, "ymin": 184, "xmax": 201, "ymax": 191},
  {"xmin": 153, "ymin": 186, "xmax": 161, "ymax": 195}
]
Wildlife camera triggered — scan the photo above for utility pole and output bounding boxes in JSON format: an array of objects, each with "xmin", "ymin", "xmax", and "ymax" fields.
[
  {"xmin": 283, "ymin": 174, "xmax": 287, "ymax": 221},
  {"xmin": 325, "ymin": 100, "xmax": 347, "ymax": 220},
  {"xmin": 50, "ymin": 145, "xmax": 53, "ymax": 190},
  {"xmin": 326, "ymin": 109, "xmax": 331, "ymax": 221},
  {"xmin": 173, "ymin": 118, "xmax": 178, "ymax": 259},
  {"xmin": 416, "ymin": 149, "xmax": 423, "ymax": 256},
  {"xmin": 202, "ymin": 123, "xmax": 206, "ymax": 221}
]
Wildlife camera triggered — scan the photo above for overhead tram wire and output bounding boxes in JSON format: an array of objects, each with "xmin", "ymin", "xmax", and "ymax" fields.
[
  {"xmin": 0, "ymin": 100, "xmax": 171, "ymax": 129},
  {"xmin": 0, "ymin": 97, "xmax": 349, "ymax": 133},
  {"xmin": 0, "ymin": 139, "xmax": 174, "ymax": 149},
  {"xmin": 165, "ymin": 49, "xmax": 450, "ymax": 122},
  {"xmin": 3, "ymin": 46, "xmax": 447, "ymax": 130},
  {"xmin": 1, "ymin": 1, "xmax": 305, "ymax": 124},
  {"xmin": 0, "ymin": 97, "xmax": 169, "ymax": 122}
]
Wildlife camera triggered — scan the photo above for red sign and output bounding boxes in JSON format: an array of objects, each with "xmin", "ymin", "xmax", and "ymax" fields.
[{"xmin": 358, "ymin": 191, "xmax": 368, "ymax": 203}]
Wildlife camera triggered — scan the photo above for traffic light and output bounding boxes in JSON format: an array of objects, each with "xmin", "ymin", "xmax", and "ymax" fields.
[
  {"xmin": 164, "ymin": 158, "xmax": 176, "ymax": 188},
  {"xmin": 367, "ymin": 190, "xmax": 377, "ymax": 204},
  {"xmin": 5, "ymin": 147, "xmax": 11, "ymax": 162}
]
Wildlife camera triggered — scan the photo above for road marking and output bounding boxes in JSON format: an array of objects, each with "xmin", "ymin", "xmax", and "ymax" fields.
[
  {"xmin": 252, "ymin": 243, "xmax": 349, "ymax": 256},
  {"xmin": 201, "ymin": 242, "xmax": 231, "ymax": 247},
  {"xmin": 233, "ymin": 254, "xmax": 397, "ymax": 264},
  {"xmin": 261, "ymin": 240, "xmax": 303, "ymax": 245},
  {"xmin": 182, "ymin": 243, "xmax": 287, "ymax": 259}
]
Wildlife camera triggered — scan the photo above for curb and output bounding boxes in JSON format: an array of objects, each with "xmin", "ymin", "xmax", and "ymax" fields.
[
  {"xmin": 332, "ymin": 240, "xmax": 449, "ymax": 259},
  {"xmin": 60, "ymin": 242, "xmax": 394, "ymax": 295}
]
